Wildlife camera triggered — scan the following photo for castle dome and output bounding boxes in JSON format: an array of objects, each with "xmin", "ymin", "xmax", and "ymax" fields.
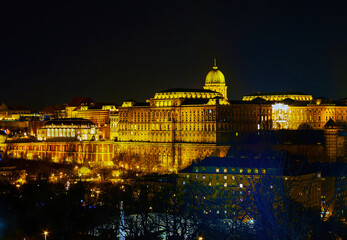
[{"xmin": 205, "ymin": 59, "xmax": 225, "ymax": 85}]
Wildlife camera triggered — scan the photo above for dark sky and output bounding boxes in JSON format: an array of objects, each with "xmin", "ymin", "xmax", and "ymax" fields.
[{"xmin": 1, "ymin": 0, "xmax": 346, "ymax": 110}]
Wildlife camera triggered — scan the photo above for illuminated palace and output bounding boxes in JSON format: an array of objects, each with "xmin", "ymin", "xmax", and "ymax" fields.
[
  {"xmin": 4, "ymin": 61, "xmax": 347, "ymax": 171},
  {"xmin": 115, "ymin": 62, "xmax": 233, "ymax": 170}
]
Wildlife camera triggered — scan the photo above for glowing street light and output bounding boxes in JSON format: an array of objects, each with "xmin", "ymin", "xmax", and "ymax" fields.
[{"xmin": 43, "ymin": 231, "xmax": 48, "ymax": 240}]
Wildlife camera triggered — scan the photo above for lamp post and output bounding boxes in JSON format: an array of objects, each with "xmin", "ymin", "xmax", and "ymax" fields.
[{"xmin": 43, "ymin": 231, "xmax": 48, "ymax": 240}]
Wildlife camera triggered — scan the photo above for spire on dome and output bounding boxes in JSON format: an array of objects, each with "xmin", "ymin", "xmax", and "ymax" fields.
[{"xmin": 213, "ymin": 58, "xmax": 218, "ymax": 70}]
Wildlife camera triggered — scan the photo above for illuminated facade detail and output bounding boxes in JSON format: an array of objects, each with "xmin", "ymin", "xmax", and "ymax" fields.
[
  {"xmin": 37, "ymin": 118, "xmax": 98, "ymax": 141},
  {"xmin": 5, "ymin": 141, "xmax": 115, "ymax": 166},
  {"xmin": 110, "ymin": 111, "xmax": 119, "ymax": 141},
  {"xmin": 76, "ymin": 108, "xmax": 110, "ymax": 126},
  {"xmin": 269, "ymin": 98, "xmax": 347, "ymax": 130},
  {"xmin": 242, "ymin": 92, "xmax": 313, "ymax": 102},
  {"xmin": 203, "ymin": 59, "xmax": 228, "ymax": 99},
  {"xmin": 272, "ymin": 103, "xmax": 289, "ymax": 129}
]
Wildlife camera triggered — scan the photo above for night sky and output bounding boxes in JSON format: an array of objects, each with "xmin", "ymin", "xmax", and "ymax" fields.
[{"xmin": 1, "ymin": 0, "xmax": 346, "ymax": 110}]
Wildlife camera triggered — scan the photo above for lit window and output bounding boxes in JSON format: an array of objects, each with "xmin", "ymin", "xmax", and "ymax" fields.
[
  {"xmin": 224, "ymin": 183, "xmax": 227, "ymax": 187},
  {"xmin": 202, "ymin": 175, "xmax": 205, "ymax": 179},
  {"xmin": 247, "ymin": 168, "xmax": 251, "ymax": 173},
  {"xmin": 262, "ymin": 169, "xmax": 266, "ymax": 174},
  {"xmin": 224, "ymin": 175, "xmax": 227, "ymax": 180},
  {"xmin": 254, "ymin": 169, "xmax": 259, "ymax": 174},
  {"xmin": 216, "ymin": 168, "xmax": 220, "ymax": 173},
  {"xmin": 223, "ymin": 168, "xmax": 228, "ymax": 173},
  {"xmin": 239, "ymin": 169, "xmax": 243, "ymax": 173}
]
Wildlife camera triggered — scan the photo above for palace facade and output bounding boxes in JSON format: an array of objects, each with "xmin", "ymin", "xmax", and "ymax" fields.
[{"xmin": 3, "ymin": 61, "xmax": 347, "ymax": 171}]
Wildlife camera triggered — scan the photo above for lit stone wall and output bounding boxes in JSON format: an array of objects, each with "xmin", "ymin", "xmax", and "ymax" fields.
[
  {"xmin": 113, "ymin": 141, "xmax": 230, "ymax": 172},
  {"xmin": 77, "ymin": 109, "xmax": 110, "ymax": 126},
  {"xmin": 5, "ymin": 141, "xmax": 115, "ymax": 166},
  {"xmin": 4, "ymin": 140, "xmax": 229, "ymax": 172}
]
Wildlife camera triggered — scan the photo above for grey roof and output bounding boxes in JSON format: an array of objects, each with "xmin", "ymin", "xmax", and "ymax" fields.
[
  {"xmin": 324, "ymin": 118, "xmax": 338, "ymax": 128},
  {"xmin": 181, "ymin": 98, "xmax": 210, "ymax": 105},
  {"xmin": 180, "ymin": 151, "xmax": 318, "ymax": 176}
]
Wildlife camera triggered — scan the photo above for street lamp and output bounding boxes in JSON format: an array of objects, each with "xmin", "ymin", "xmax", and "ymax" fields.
[{"xmin": 43, "ymin": 231, "xmax": 48, "ymax": 240}]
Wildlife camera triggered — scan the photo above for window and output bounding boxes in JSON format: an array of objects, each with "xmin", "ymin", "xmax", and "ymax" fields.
[
  {"xmin": 247, "ymin": 168, "xmax": 251, "ymax": 174},
  {"xmin": 216, "ymin": 168, "xmax": 220, "ymax": 173},
  {"xmin": 254, "ymin": 168, "xmax": 259, "ymax": 174},
  {"xmin": 224, "ymin": 175, "xmax": 227, "ymax": 180},
  {"xmin": 262, "ymin": 169, "xmax": 266, "ymax": 174},
  {"xmin": 224, "ymin": 183, "xmax": 227, "ymax": 187},
  {"xmin": 202, "ymin": 175, "xmax": 205, "ymax": 179},
  {"xmin": 223, "ymin": 168, "xmax": 228, "ymax": 173},
  {"xmin": 239, "ymin": 169, "xmax": 243, "ymax": 173}
]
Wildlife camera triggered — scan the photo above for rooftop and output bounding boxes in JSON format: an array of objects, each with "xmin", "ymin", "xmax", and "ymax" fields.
[
  {"xmin": 43, "ymin": 118, "xmax": 96, "ymax": 126},
  {"xmin": 244, "ymin": 91, "xmax": 311, "ymax": 96},
  {"xmin": 160, "ymin": 88, "xmax": 218, "ymax": 93}
]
